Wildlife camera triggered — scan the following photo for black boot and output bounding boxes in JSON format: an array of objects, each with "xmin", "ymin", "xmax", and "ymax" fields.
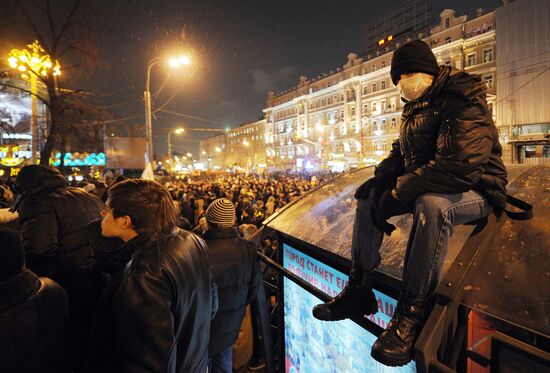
[
  {"xmin": 312, "ymin": 268, "xmax": 378, "ymax": 321},
  {"xmin": 370, "ymin": 294, "xmax": 426, "ymax": 367}
]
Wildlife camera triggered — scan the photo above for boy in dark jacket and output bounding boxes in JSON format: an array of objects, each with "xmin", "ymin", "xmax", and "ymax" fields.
[
  {"xmin": 98, "ymin": 179, "xmax": 216, "ymax": 373},
  {"xmin": 313, "ymin": 40, "xmax": 507, "ymax": 367},
  {"xmin": 203, "ymin": 198, "xmax": 262, "ymax": 373}
]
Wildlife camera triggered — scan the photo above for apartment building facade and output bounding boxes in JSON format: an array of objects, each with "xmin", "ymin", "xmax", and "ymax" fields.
[{"xmin": 199, "ymin": 119, "xmax": 267, "ymax": 171}]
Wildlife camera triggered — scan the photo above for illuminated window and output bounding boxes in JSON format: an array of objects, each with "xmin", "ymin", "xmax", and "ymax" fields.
[
  {"xmin": 483, "ymin": 48, "xmax": 494, "ymax": 63},
  {"xmin": 467, "ymin": 53, "xmax": 477, "ymax": 66},
  {"xmin": 445, "ymin": 18, "xmax": 450, "ymax": 28},
  {"xmin": 381, "ymin": 81, "xmax": 386, "ymax": 90},
  {"xmin": 483, "ymin": 74, "xmax": 494, "ymax": 89},
  {"xmin": 363, "ymin": 85, "xmax": 368, "ymax": 95},
  {"xmin": 391, "ymin": 117, "xmax": 397, "ymax": 129},
  {"xmin": 372, "ymin": 83, "xmax": 377, "ymax": 93}
]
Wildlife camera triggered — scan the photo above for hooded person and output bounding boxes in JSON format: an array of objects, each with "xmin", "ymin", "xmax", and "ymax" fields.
[
  {"xmin": 203, "ymin": 198, "xmax": 262, "ymax": 373},
  {"xmin": 0, "ymin": 227, "xmax": 70, "ymax": 373},
  {"xmin": 312, "ymin": 40, "xmax": 507, "ymax": 367},
  {"xmin": 10, "ymin": 165, "xmax": 105, "ymax": 372}
]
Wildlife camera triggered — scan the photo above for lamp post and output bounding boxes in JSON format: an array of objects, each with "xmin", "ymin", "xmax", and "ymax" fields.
[
  {"xmin": 167, "ymin": 127, "xmax": 185, "ymax": 162},
  {"xmin": 7, "ymin": 41, "xmax": 61, "ymax": 164},
  {"xmin": 144, "ymin": 54, "xmax": 190, "ymax": 165}
]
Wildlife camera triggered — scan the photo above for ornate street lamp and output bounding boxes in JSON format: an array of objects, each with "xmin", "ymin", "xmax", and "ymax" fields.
[{"xmin": 7, "ymin": 41, "xmax": 61, "ymax": 164}]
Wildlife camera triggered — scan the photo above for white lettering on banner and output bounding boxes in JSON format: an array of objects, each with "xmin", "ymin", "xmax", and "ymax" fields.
[{"xmin": 283, "ymin": 244, "xmax": 397, "ymax": 329}]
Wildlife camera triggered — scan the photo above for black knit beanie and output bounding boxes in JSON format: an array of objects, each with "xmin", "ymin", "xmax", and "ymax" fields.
[
  {"xmin": 390, "ymin": 40, "xmax": 439, "ymax": 85},
  {"xmin": 0, "ymin": 227, "xmax": 24, "ymax": 281}
]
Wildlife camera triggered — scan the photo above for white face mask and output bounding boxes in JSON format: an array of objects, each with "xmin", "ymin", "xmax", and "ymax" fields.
[{"xmin": 397, "ymin": 73, "xmax": 434, "ymax": 101}]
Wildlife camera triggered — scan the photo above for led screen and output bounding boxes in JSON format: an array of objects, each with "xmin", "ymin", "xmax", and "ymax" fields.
[{"xmin": 283, "ymin": 243, "xmax": 416, "ymax": 373}]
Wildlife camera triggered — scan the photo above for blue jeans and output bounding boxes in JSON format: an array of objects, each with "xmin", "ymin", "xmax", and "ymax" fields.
[
  {"xmin": 352, "ymin": 190, "xmax": 492, "ymax": 299},
  {"xmin": 210, "ymin": 345, "xmax": 233, "ymax": 373}
]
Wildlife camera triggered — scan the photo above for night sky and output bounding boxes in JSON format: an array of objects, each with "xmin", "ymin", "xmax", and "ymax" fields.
[{"xmin": 3, "ymin": 0, "xmax": 502, "ymax": 157}]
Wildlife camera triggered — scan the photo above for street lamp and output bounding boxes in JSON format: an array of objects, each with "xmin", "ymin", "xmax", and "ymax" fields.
[
  {"xmin": 144, "ymin": 53, "xmax": 191, "ymax": 165},
  {"xmin": 167, "ymin": 127, "xmax": 185, "ymax": 161},
  {"xmin": 7, "ymin": 41, "xmax": 61, "ymax": 164}
]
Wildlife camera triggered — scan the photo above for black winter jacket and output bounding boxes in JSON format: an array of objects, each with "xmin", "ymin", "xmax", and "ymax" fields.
[
  {"xmin": 0, "ymin": 270, "xmax": 69, "ymax": 373},
  {"xmin": 375, "ymin": 66, "xmax": 507, "ymax": 208},
  {"xmin": 12, "ymin": 168, "xmax": 104, "ymax": 276},
  {"xmin": 204, "ymin": 227, "xmax": 262, "ymax": 356},
  {"xmin": 97, "ymin": 229, "xmax": 216, "ymax": 373}
]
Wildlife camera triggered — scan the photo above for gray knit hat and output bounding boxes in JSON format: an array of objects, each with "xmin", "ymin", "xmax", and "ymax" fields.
[{"xmin": 205, "ymin": 198, "xmax": 236, "ymax": 227}]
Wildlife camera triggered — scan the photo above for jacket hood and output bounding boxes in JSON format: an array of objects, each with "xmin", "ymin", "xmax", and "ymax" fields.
[
  {"xmin": 13, "ymin": 165, "xmax": 67, "ymax": 196},
  {"xmin": 10, "ymin": 165, "xmax": 67, "ymax": 213},
  {"xmin": 430, "ymin": 65, "xmax": 486, "ymax": 101}
]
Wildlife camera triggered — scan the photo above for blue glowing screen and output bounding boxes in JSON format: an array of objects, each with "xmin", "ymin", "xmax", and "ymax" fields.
[{"xmin": 283, "ymin": 243, "xmax": 416, "ymax": 373}]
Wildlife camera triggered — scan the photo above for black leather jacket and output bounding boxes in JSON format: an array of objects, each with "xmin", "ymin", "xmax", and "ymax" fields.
[
  {"xmin": 101, "ymin": 229, "xmax": 216, "ymax": 373},
  {"xmin": 375, "ymin": 66, "xmax": 508, "ymax": 208}
]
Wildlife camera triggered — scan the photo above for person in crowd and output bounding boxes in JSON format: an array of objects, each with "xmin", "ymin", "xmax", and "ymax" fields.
[
  {"xmin": 10, "ymin": 165, "xmax": 104, "ymax": 371},
  {"xmin": 96, "ymin": 179, "xmax": 216, "ymax": 372},
  {"xmin": 203, "ymin": 198, "xmax": 262, "ymax": 373},
  {"xmin": 312, "ymin": 40, "xmax": 507, "ymax": 366},
  {"xmin": 252, "ymin": 200, "xmax": 266, "ymax": 227},
  {"xmin": 264, "ymin": 196, "xmax": 276, "ymax": 218},
  {"xmin": 0, "ymin": 227, "xmax": 70, "ymax": 373},
  {"xmin": 193, "ymin": 215, "xmax": 209, "ymax": 236}
]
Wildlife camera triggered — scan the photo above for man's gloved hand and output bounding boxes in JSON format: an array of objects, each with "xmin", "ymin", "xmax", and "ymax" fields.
[
  {"xmin": 354, "ymin": 177, "xmax": 386, "ymax": 201},
  {"xmin": 370, "ymin": 189, "xmax": 402, "ymax": 236}
]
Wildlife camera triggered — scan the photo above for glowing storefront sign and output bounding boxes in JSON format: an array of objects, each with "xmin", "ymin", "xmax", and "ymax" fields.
[
  {"xmin": 52, "ymin": 152, "xmax": 106, "ymax": 167},
  {"xmin": 0, "ymin": 145, "xmax": 31, "ymax": 167},
  {"xmin": 2, "ymin": 133, "xmax": 32, "ymax": 140}
]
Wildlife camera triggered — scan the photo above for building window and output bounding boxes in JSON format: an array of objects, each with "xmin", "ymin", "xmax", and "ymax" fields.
[
  {"xmin": 372, "ymin": 65, "xmax": 376, "ymax": 72},
  {"xmin": 483, "ymin": 48, "xmax": 494, "ymax": 63},
  {"xmin": 467, "ymin": 53, "xmax": 477, "ymax": 66},
  {"xmin": 381, "ymin": 100, "xmax": 386, "ymax": 112},
  {"xmin": 363, "ymin": 86, "xmax": 368, "ymax": 95},
  {"xmin": 445, "ymin": 18, "xmax": 450, "ymax": 28},
  {"xmin": 445, "ymin": 36, "xmax": 452, "ymax": 44},
  {"xmin": 372, "ymin": 102, "xmax": 377, "ymax": 112},
  {"xmin": 390, "ymin": 97, "xmax": 397, "ymax": 110},
  {"xmin": 381, "ymin": 61, "xmax": 386, "ymax": 68},
  {"xmin": 391, "ymin": 117, "xmax": 397, "ymax": 129},
  {"xmin": 363, "ymin": 103, "xmax": 369, "ymax": 114},
  {"xmin": 328, "ymin": 96, "xmax": 332, "ymax": 104},
  {"xmin": 351, "ymin": 106, "xmax": 356, "ymax": 116},
  {"xmin": 372, "ymin": 83, "xmax": 377, "ymax": 93},
  {"xmin": 381, "ymin": 81, "xmax": 386, "ymax": 90},
  {"xmin": 340, "ymin": 94, "xmax": 344, "ymax": 101},
  {"xmin": 483, "ymin": 74, "xmax": 494, "ymax": 89}
]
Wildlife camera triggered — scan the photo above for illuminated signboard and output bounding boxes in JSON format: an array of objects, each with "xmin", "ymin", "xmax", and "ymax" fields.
[
  {"xmin": 0, "ymin": 145, "xmax": 31, "ymax": 167},
  {"xmin": 283, "ymin": 244, "xmax": 416, "ymax": 373},
  {"xmin": 52, "ymin": 152, "xmax": 106, "ymax": 167}
]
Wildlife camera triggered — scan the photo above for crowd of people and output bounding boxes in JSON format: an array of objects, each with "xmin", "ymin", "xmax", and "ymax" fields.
[{"xmin": 0, "ymin": 165, "xmax": 331, "ymax": 373}]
